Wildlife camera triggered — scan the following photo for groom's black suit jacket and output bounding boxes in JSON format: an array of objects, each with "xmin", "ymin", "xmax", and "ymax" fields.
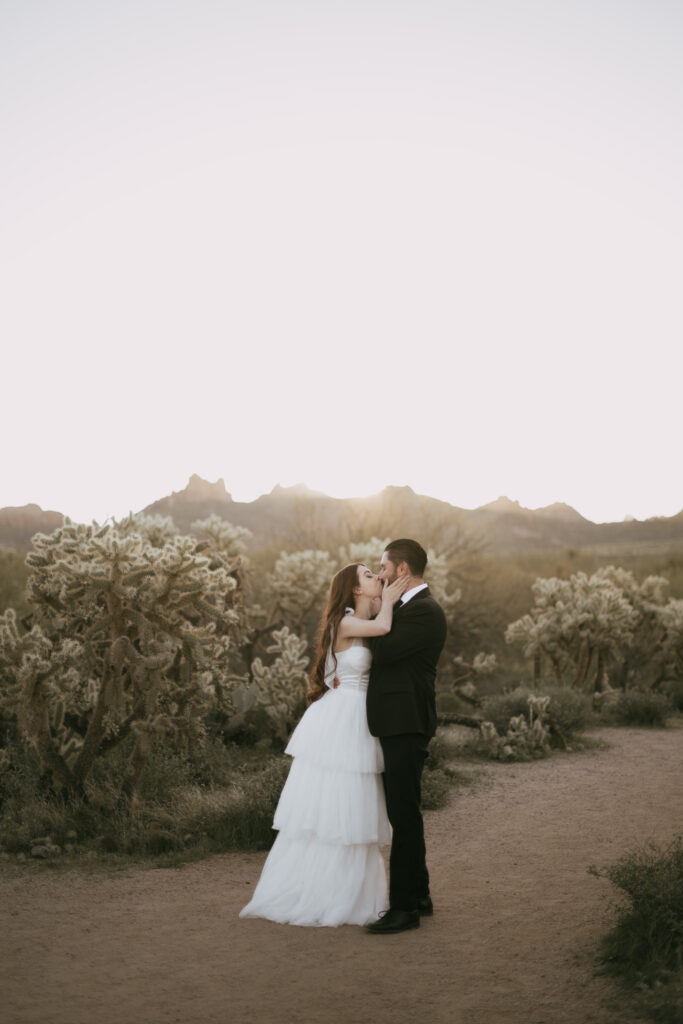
[{"xmin": 367, "ymin": 587, "xmax": 447, "ymax": 739}]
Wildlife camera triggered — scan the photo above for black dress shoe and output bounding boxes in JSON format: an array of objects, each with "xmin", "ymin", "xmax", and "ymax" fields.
[
  {"xmin": 366, "ymin": 908, "xmax": 420, "ymax": 934},
  {"xmin": 417, "ymin": 895, "xmax": 433, "ymax": 916}
]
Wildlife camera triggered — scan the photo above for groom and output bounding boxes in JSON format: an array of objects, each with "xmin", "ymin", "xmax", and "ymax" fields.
[{"xmin": 366, "ymin": 539, "xmax": 447, "ymax": 934}]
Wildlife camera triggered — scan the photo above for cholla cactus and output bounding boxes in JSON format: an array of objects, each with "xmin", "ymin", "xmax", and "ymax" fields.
[
  {"xmin": 451, "ymin": 652, "xmax": 497, "ymax": 705},
  {"xmin": 250, "ymin": 627, "xmax": 309, "ymax": 741},
  {"xmin": 191, "ymin": 515, "xmax": 251, "ymax": 559},
  {"xmin": 659, "ymin": 599, "xmax": 683, "ymax": 684},
  {"xmin": 0, "ymin": 516, "xmax": 248, "ymax": 798},
  {"xmin": 0, "ymin": 608, "xmax": 86, "ymax": 790},
  {"xmin": 506, "ymin": 566, "xmax": 683, "ymax": 693},
  {"xmin": 338, "ymin": 538, "xmax": 389, "ymax": 572},
  {"xmin": 505, "ymin": 571, "xmax": 637, "ymax": 691},
  {"xmin": 268, "ymin": 550, "xmax": 338, "ymax": 633},
  {"xmin": 117, "ymin": 513, "xmax": 180, "ymax": 548},
  {"xmin": 425, "ymin": 549, "xmax": 461, "ymax": 614},
  {"xmin": 596, "ymin": 567, "xmax": 675, "ymax": 690}
]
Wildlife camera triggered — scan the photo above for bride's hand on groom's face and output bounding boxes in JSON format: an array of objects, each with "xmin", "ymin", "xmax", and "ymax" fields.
[{"xmin": 382, "ymin": 576, "xmax": 410, "ymax": 604}]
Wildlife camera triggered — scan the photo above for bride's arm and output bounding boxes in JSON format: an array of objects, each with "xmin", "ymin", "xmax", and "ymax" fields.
[{"xmin": 337, "ymin": 577, "xmax": 408, "ymax": 638}]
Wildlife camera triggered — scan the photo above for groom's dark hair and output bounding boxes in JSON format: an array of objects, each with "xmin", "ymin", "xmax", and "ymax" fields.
[{"xmin": 384, "ymin": 538, "xmax": 427, "ymax": 577}]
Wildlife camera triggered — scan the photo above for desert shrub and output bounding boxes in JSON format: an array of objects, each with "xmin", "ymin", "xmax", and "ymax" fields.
[
  {"xmin": 460, "ymin": 686, "xmax": 594, "ymax": 762},
  {"xmin": 419, "ymin": 727, "xmax": 472, "ymax": 809},
  {"xmin": 605, "ymin": 690, "xmax": 673, "ymax": 727},
  {"xmin": 481, "ymin": 696, "xmax": 552, "ymax": 761},
  {"xmin": 591, "ymin": 836, "xmax": 683, "ymax": 1022},
  {"xmin": 0, "ymin": 720, "xmax": 289, "ymax": 856},
  {"xmin": 428, "ymin": 728, "xmax": 470, "ymax": 767},
  {"xmin": 663, "ymin": 680, "xmax": 683, "ymax": 713},
  {"xmin": 635, "ymin": 977, "xmax": 683, "ymax": 1024},
  {"xmin": 0, "ymin": 728, "xmax": 42, "ymax": 803},
  {"xmin": 0, "ymin": 735, "xmax": 106, "ymax": 852},
  {"xmin": 541, "ymin": 686, "xmax": 593, "ymax": 743},
  {"xmin": 435, "ymin": 690, "xmax": 464, "ymax": 713},
  {"xmin": 444, "ymin": 692, "xmax": 553, "ymax": 763},
  {"xmin": 0, "ymin": 732, "xmax": 72, "ymax": 851},
  {"xmin": 421, "ymin": 765, "xmax": 452, "ymax": 810},
  {"xmin": 480, "ymin": 686, "xmax": 590, "ymax": 748},
  {"xmin": 169, "ymin": 755, "xmax": 291, "ymax": 851},
  {"xmin": 480, "ymin": 689, "xmax": 535, "ymax": 734}
]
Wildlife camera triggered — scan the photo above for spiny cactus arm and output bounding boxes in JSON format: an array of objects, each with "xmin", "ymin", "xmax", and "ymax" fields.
[
  {"xmin": 571, "ymin": 639, "xmax": 591, "ymax": 689},
  {"xmin": 71, "ymin": 663, "xmax": 113, "ymax": 788},
  {"xmin": 547, "ymin": 652, "xmax": 565, "ymax": 685},
  {"xmin": 120, "ymin": 720, "xmax": 155, "ymax": 801},
  {"xmin": 52, "ymin": 699, "xmax": 85, "ymax": 769},
  {"xmin": 18, "ymin": 667, "xmax": 75, "ymax": 791},
  {"xmin": 97, "ymin": 689, "xmax": 150, "ymax": 753},
  {"xmin": 240, "ymin": 621, "xmax": 285, "ymax": 677},
  {"xmin": 187, "ymin": 594, "xmax": 228, "ymax": 620},
  {"xmin": 191, "ymin": 515, "xmax": 251, "ymax": 559}
]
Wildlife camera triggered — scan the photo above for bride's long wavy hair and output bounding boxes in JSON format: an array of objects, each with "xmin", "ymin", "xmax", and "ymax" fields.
[{"xmin": 306, "ymin": 563, "xmax": 362, "ymax": 705}]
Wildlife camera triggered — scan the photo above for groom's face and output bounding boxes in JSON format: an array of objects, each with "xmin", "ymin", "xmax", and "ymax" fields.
[{"xmin": 379, "ymin": 552, "xmax": 398, "ymax": 586}]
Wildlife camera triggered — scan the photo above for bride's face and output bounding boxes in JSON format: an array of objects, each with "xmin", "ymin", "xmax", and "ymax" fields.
[{"xmin": 355, "ymin": 565, "xmax": 383, "ymax": 600}]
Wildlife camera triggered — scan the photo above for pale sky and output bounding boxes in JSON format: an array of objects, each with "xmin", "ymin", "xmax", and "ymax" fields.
[{"xmin": 2, "ymin": 0, "xmax": 681, "ymax": 525}]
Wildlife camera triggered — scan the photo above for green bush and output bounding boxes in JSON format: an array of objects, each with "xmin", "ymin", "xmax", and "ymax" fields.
[
  {"xmin": 591, "ymin": 836, "xmax": 683, "ymax": 1022},
  {"xmin": 427, "ymin": 728, "xmax": 469, "ymax": 767},
  {"xmin": 663, "ymin": 680, "xmax": 683, "ymax": 713},
  {"xmin": 169, "ymin": 755, "xmax": 291, "ymax": 851},
  {"xmin": 421, "ymin": 728, "xmax": 473, "ymax": 808},
  {"xmin": 480, "ymin": 686, "xmax": 591, "ymax": 748},
  {"xmin": 0, "ymin": 727, "xmax": 289, "ymax": 857},
  {"xmin": 542, "ymin": 685, "xmax": 593, "ymax": 743},
  {"xmin": 479, "ymin": 689, "xmax": 531, "ymax": 731},
  {"xmin": 637, "ymin": 976, "xmax": 683, "ymax": 1024},
  {"xmin": 435, "ymin": 690, "xmax": 464, "ymax": 713},
  {"xmin": 421, "ymin": 765, "xmax": 452, "ymax": 810},
  {"xmin": 606, "ymin": 690, "xmax": 673, "ymax": 727},
  {"xmin": 0, "ymin": 734, "xmax": 107, "ymax": 852}
]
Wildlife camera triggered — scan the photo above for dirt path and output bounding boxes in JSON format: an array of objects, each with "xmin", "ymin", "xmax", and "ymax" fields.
[{"xmin": 2, "ymin": 727, "xmax": 682, "ymax": 1024}]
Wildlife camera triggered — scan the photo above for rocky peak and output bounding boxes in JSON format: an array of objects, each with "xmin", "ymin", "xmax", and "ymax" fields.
[
  {"xmin": 478, "ymin": 496, "xmax": 522, "ymax": 513},
  {"xmin": 534, "ymin": 502, "xmax": 586, "ymax": 522},
  {"xmin": 268, "ymin": 483, "xmax": 326, "ymax": 498},
  {"xmin": 173, "ymin": 475, "xmax": 232, "ymax": 504}
]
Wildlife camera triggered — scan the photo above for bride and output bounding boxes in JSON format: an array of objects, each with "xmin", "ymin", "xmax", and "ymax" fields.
[{"xmin": 239, "ymin": 563, "xmax": 407, "ymax": 927}]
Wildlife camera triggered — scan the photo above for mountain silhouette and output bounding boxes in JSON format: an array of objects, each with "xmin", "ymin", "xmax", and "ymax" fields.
[{"xmin": 1, "ymin": 477, "xmax": 682, "ymax": 554}]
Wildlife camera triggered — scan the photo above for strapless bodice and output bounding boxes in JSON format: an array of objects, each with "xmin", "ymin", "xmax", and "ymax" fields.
[{"xmin": 333, "ymin": 642, "xmax": 372, "ymax": 692}]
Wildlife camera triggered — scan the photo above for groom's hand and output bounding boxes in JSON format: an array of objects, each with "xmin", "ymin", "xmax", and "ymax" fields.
[{"xmin": 333, "ymin": 676, "xmax": 340, "ymax": 688}]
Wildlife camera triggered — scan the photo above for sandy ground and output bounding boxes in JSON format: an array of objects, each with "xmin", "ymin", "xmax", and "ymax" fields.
[{"xmin": 2, "ymin": 726, "xmax": 682, "ymax": 1024}]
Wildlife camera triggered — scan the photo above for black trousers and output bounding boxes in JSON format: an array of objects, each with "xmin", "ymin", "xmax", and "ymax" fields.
[{"xmin": 380, "ymin": 733, "xmax": 430, "ymax": 912}]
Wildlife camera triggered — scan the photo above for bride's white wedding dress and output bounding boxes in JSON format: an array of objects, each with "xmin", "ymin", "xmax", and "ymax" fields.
[{"xmin": 239, "ymin": 638, "xmax": 390, "ymax": 926}]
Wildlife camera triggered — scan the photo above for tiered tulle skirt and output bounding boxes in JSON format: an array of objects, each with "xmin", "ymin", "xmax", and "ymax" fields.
[{"xmin": 239, "ymin": 687, "xmax": 390, "ymax": 926}]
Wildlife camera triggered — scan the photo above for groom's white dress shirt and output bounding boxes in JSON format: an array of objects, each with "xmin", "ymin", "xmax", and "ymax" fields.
[{"xmin": 399, "ymin": 583, "xmax": 428, "ymax": 606}]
